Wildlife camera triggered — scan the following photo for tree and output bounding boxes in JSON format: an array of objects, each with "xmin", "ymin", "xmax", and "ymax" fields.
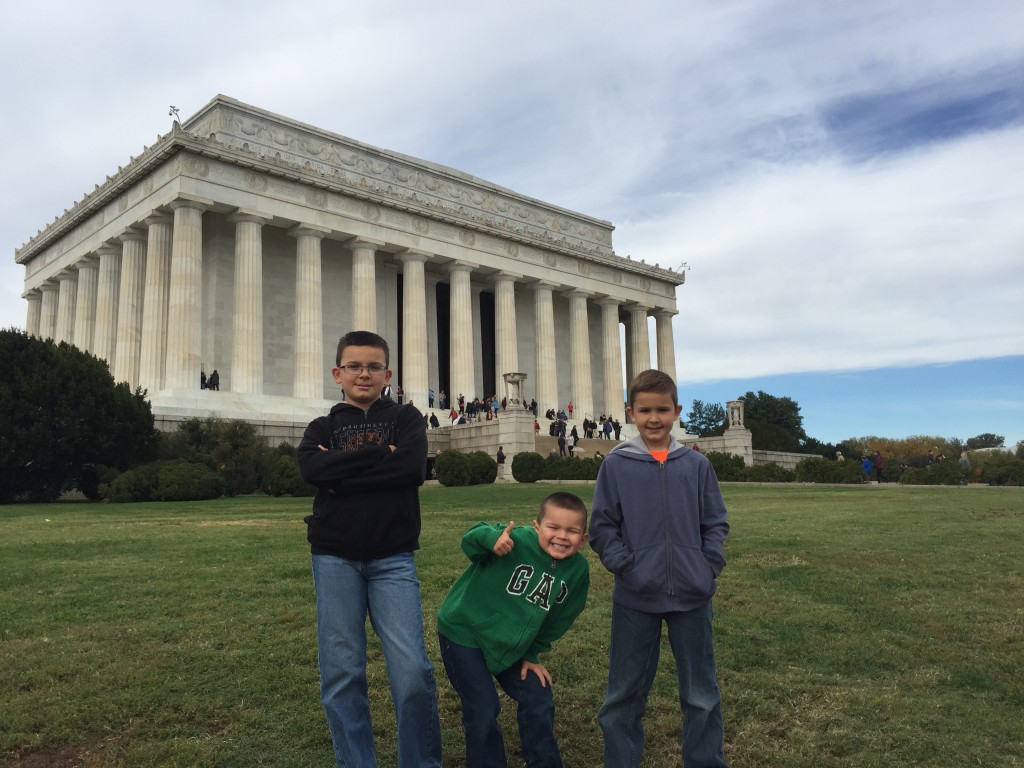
[
  {"xmin": 0, "ymin": 329, "xmax": 156, "ymax": 503},
  {"xmin": 685, "ymin": 400, "xmax": 726, "ymax": 437},
  {"xmin": 966, "ymin": 433, "xmax": 1005, "ymax": 450},
  {"xmin": 739, "ymin": 391, "xmax": 807, "ymax": 448}
]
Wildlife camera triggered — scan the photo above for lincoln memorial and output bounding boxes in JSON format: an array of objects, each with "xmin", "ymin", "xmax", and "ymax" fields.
[{"xmin": 15, "ymin": 95, "xmax": 684, "ymax": 438}]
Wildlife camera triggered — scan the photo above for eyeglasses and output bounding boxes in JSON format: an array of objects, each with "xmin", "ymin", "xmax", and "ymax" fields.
[{"xmin": 338, "ymin": 363, "xmax": 388, "ymax": 375}]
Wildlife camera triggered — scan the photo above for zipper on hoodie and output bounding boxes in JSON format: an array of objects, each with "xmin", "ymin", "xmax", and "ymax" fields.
[{"xmin": 660, "ymin": 454, "xmax": 674, "ymax": 597}]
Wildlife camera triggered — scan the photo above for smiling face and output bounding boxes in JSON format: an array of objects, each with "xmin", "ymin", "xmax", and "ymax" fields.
[
  {"xmin": 627, "ymin": 390, "xmax": 683, "ymax": 451},
  {"xmin": 331, "ymin": 344, "xmax": 392, "ymax": 409},
  {"xmin": 533, "ymin": 503, "xmax": 588, "ymax": 560}
]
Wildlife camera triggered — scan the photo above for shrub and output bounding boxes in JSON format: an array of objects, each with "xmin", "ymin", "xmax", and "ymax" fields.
[
  {"xmin": 435, "ymin": 451, "xmax": 472, "ymax": 487},
  {"xmin": 511, "ymin": 452, "xmax": 545, "ymax": 483},
  {"xmin": 262, "ymin": 455, "xmax": 315, "ymax": 497},
  {"xmin": 155, "ymin": 460, "xmax": 226, "ymax": 501},
  {"xmin": 156, "ymin": 417, "xmax": 279, "ymax": 496},
  {"xmin": 745, "ymin": 462, "xmax": 795, "ymax": 483},
  {"xmin": 899, "ymin": 460, "xmax": 970, "ymax": 486},
  {"xmin": 977, "ymin": 453, "xmax": 1024, "ymax": 486},
  {"xmin": 704, "ymin": 452, "xmax": 746, "ymax": 482},
  {"xmin": 466, "ymin": 451, "xmax": 498, "ymax": 485},
  {"xmin": 795, "ymin": 457, "xmax": 868, "ymax": 484},
  {"xmin": 541, "ymin": 455, "xmax": 601, "ymax": 481},
  {"xmin": 100, "ymin": 462, "xmax": 164, "ymax": 503},
  {"xmin": 100, "ymin": 459, "xmax": 225, "ymax": 502}
]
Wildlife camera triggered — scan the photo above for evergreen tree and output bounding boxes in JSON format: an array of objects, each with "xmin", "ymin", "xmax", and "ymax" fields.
[{"xmin": 0, "ymin": 329, "xmax": 156, "ymax": 502}]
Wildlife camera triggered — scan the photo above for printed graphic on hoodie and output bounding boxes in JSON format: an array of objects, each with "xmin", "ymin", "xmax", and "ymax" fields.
[{"xmin": 333, "ymin": 420, "xmax": 398, "ymax": 451}]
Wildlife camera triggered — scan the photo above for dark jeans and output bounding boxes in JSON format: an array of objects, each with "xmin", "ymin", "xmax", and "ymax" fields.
[
  {"xmin": 599, "ymin": 602, "xmax": 728, "ymax": 768},
  {"xmin": 439, "ymin": 633, "xmax": 563, "ymax": 768}
]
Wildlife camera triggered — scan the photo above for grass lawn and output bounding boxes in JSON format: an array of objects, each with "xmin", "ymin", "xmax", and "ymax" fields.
[{"xmin": 1, "ymin": 484, "xmax": 1022, "ymax": 767}]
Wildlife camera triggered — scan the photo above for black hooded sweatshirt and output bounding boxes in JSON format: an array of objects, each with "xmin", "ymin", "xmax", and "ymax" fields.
[{"xmin": 297, "ymin": 398, "xmax": 427, "ymax": 560}]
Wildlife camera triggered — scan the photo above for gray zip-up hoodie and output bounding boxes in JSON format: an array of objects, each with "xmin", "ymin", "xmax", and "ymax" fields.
[{"xmin": 589, "ymin": 434, "xmax": 729, "ymax": 613}]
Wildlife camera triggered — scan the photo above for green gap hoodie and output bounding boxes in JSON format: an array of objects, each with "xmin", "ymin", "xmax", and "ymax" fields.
[{"xmin": 437, "ymin": 522, "xmax": 590, "ymax": 674}]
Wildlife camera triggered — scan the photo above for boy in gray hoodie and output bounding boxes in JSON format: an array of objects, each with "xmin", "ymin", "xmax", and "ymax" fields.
[{"xmin": 589, "ymin": 369, "xmax": 730, "ymax": 768}]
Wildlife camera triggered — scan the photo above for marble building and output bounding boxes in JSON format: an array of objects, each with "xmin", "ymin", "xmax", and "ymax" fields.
[{"xmin": 15, "ymin": 95, "xmax": 684, "ymax": 438}]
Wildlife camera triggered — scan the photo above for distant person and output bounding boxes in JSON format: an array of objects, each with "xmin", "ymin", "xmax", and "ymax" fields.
[
  {"xmin": 958, "ymin": 451, "xmax": 971, "ymax": 470},
  {"xmin": 428, "ymin": 388, "xmax": 435, "ymax": 408},
  {"xmin": 200, "ymin": 370, "xmax": 207, "ymax": 390},
  {"xmin": 590, "ymin": 369, "xmax": 730, "ymax": 768},
  {"xmin": 208, "ymin": 369, "xmax": 220, "ymax": 391},
  {"xmin": 296, "ymin": 330, "xmax": 440, "ymax": 767},
  {"xmin": 496, "ymin": 446, "xmax": 506, "ymax": 479},
  {"xmin": 862, "ymin": 456, "xmax": 873, "ymax": 477},
  {"xmin": 612, "ymin": 419, "xmax": 622, "ymax": 440},
  {"xmin": 437, "ymin": 493, "xmax": 590, "ymax": 767},
  {"xmin": 873, "ymin": 451, "xmax": 885, "ymax": 483}
]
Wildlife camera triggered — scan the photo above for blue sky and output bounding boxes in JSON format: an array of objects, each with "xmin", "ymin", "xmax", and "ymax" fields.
[
  {"xmin": 2, "ymin": 1, "xmax": 1022, "ymax": 446},
  {"xmin": 682, "ymin": 356, "xmax": 1024, "ymax": 447}
]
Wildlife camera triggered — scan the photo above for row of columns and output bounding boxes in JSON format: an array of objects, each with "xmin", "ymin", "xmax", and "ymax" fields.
[{"xmin": 24, "ymin": 201, "xmax": 677, "ymax": 419}]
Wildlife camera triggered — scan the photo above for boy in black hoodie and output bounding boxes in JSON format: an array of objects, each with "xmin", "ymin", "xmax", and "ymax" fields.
[{"xmin": 297, "ymin": 330, "xmax": 441, "ymax": 768}]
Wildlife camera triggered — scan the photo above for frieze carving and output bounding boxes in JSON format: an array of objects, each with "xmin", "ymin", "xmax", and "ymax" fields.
[
  {"xmin": 16, "ymin": 98, "xmax": 684, "ymax": 296},
  {"xmin": 206, "ymin": 105, "xmax": 614, "ymax": 258}
]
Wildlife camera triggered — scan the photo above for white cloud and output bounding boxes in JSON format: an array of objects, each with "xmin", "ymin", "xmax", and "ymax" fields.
[{"xmin": 2, "ymin": 0, "xmax": 1022, "ymax": 395}]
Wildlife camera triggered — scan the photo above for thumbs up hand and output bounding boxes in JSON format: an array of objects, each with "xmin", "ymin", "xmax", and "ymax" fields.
[{"xmin": 493, "ymin": 521, "xmax": 515, "ymax": 556}]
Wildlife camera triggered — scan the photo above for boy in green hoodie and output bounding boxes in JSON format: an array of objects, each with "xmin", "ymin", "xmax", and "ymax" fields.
[{"xmin": 437, "ymin": 492, "xmax": 590, "ymax": 767}]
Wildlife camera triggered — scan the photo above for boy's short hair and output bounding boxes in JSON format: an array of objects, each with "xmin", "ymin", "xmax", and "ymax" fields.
[
  {"xmin": 336, "ymin": 331, "xmax": 390, "ymax": 367},
  {"xmin": 539, "ymin": 492, "xmax": 589, "ymax": 531},
  {"xmin": 628, "ymin": 369, "xmax": 678, "ymax": 407}
]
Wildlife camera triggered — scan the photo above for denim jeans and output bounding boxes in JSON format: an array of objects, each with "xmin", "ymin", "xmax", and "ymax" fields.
[
  {"xmin": 312, "ymin": 553, "xmax": 441, "ymax": 768},
  {"xmin": 599, "ymin": 602, "xmax": 728, "ymax": 768},
  {"xmin": 438, "ymin": 633, "xmax": 563, "ymax": 768}
]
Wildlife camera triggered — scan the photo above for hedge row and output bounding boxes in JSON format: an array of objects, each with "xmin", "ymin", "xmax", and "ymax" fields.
[{"xmin": 434, "ymin": 450, "xmax": 498, "ymax": 487}]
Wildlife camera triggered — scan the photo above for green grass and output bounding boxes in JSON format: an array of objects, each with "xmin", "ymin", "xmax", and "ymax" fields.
[{"xmin": 1, "ymin": 485, "xmax": 1022, "ymax": 767}]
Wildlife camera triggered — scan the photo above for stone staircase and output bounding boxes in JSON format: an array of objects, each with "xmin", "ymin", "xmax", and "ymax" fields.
[{"xmin": 534, "ymin": 430, "xmax": 620, "ymax": 458}]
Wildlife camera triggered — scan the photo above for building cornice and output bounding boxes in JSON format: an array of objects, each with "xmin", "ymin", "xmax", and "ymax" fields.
[{"xmin": 16, "ymin": 95, "xmax": 685, "ymax": 287}]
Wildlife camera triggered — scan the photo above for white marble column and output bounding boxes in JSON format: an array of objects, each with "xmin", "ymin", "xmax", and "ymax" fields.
[
  {"xmin": 229, "ymin": 211, "xmax": 267, "ymax": 395},
  {"xmin": 655, "ymin": 309, "xmax": 678, "ymax": 381},
  {"xmin": 567, "ymin": 289, "xmax": 594, "ymax": 420},
  {"xmin": 24, "ymin": 290, "xmax": 42, "ymax": 337},
  {"xmin": 448, "ymin": 262, "xmax": 476, "ymax": 406},
  {"xmin": 72, "ymin": 258, "xmax": 99, "ymax": 354},
  {"xmin": 114, "ymin": 230, "xmax": 147, "ymax": 387},
  {"xmin": 598, "ymin": 297, "xmax": 623, "ymax": 420},
  {"xmin": 139, "ymin": 212, "xmax": 173, "ymax": 393},
  {"xmin": 39, "ymin": 282, "xmax": 58, "ymax": 341},
  {"xmin": 628, "ymin": 304, "xmax": 652, "ymax": 377},
  {"xmin": 397, "ymin": 250, "xmax": 429, "ymax": 408},
  {"xmin": 493, "ymin": 272, "xmax": 520, "ymax": 383},
  {"xmin": 93, "ymin": 244, "xmax": 121, "ymax": 366},
  {"xmin": 350, "ymin": 238, "xmax": 384, "ymax": 331},
  {"xmin": 165, "ymin": 199, "xmax": 207, "ymax": 390},
  {"xmin": 291, "ymin": 224, "xmax": 329, "ymax": 400},
  {"xmin": 426, "ymin": 274, "xmax": 441, "ymax": 396},
  {"xmin": 533, "ymin": 282, "xmax": 558, "ymax": 415},
  {"xmin": 54, "ymin": 270, "xmax": 78, "ymax": 345}
]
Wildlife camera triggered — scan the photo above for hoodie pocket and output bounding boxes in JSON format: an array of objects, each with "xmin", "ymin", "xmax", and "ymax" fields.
[{"xmin": 672, "ymin": 544, "xmax": 716, "ymax": 599}]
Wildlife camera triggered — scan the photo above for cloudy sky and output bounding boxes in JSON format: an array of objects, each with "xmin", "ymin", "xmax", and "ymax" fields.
[{"xmin": 2, "ymin": 1, "xmax": 1022, "ymax": 446}]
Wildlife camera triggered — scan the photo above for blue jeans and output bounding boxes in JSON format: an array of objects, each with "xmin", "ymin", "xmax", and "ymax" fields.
[
  {"xmin": 312, "ymin": 553, "xmax": 441, "ymax": 768},
  {"xmin": 599, "ymin": 602, "xmax": 728, "ymax": 768},
  {"xmin": 438, "ymin": 633, "xmax": 563, "ymax": 768}
]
